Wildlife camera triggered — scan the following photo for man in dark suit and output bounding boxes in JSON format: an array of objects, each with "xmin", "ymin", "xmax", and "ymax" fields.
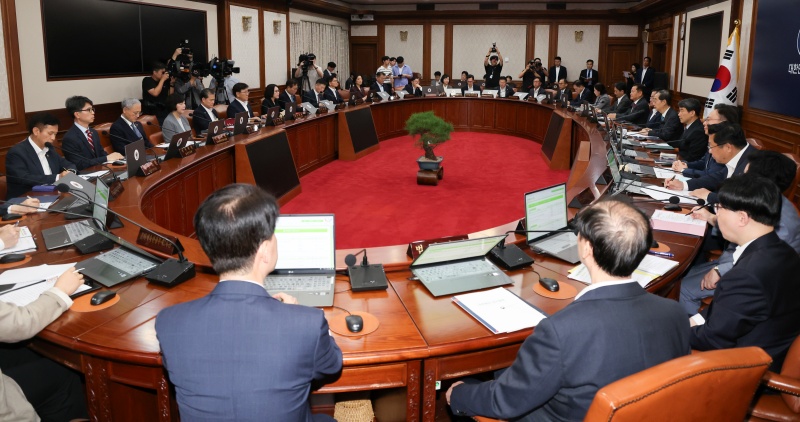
[
  {"xmin": 690, "ymin": 176, "xmax": 800, "ymax": 371},
  {"xmin": 548, "ymin": 56, "xmax": 567, "ymax": 89},
  {"xmin": 578, "ymin": 59, "xmax": 599, "ymax": 89},
  {"xmin": 369, "ymin": 73, "xmax": 390, "ymax": 95},
  {"xmin": 612, "ymin": 82, "xmax": 632, "ymax": 115},
  {"xmin": 496, "ymin": 78, "xmax": 515, "ymax": 98},
  {"xmin": 226, "ymin": 82, "xmax": 254, "ymax": 118},
  {"xmin": 609, "ymin": 84, "xmax": 649, "ymax": 125},
  {"xmin": 570, "ymin": 80, "xmax": 596, "ymax": 106},
  {"xmin": 156, "ymin": 184, "xmax": 342, "ymax": 421},
  {"xmin": 60, "ymin": 96, "xmax": 124, "ymax": 171},
  {"xmin": 279, "ymin": 80, "xmax": 299, "ymax": 111},
  {"xmin": 191, "ymin": 89, "xmax": 220, "ymax": 135},
  {"xmin": 635, "ymin": 56, "xmax": 655, "ymax": 98},
  {"xmin": 109, "ymin": 98, "xmax": 154, "ymax": 155},
  {"xmin": 639, "ymin": 90, "xmax": 683, "ymax": 143},
  {"xmin": 556, "ymin": 78, "xmax": 572, "ymax": 103},
  {"xmin": 5, "ymin": 113, "xmax": 77, "ymax": 199},
  {"xmin": 664, "ymin": 98, "xmax": 708, "ymax": 162},
  {"xmin": 404, "ymin": 76, "xmax": 424, "ymax": 97},
  {"xmin": 322, "ymin": 76, "xmax": 344, "ymax": 104},
  {"xmin": 672, "ymin": 103, "xmax": 737, "ymax": 178},
  {"xmin": 461, "ymin": 75, "xmax": 480, "ymax": 95},
  {"xmin": 446, "ymin": 199, "xmax": 690, "ymax": 421},
  {"xmin": 528, "ymin": 77, "xmax": 546, "ymax": 99},
  {"xmin": 302, "ymin": 78, "xmax": 327, "ymax": 108}
]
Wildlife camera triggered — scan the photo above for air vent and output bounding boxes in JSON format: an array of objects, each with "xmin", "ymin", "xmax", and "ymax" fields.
[
  {"xmin": 479, "ymin": 3, "xmax": 498, "ymax": 10},
  {"xmin": 546, "ymin": 2, "xmax": 566, "ymax": 10},
  {"xmin": 416, "ymin": 3, "xmax": 434, "ymax": 10}
]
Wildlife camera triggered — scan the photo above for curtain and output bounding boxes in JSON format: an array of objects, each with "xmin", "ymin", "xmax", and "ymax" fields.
[{"xmin": 289, "ymin": 21, "xmax": 349, "ymax": 85}]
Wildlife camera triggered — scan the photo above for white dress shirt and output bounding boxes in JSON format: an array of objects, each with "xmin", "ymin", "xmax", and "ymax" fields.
[
  {"xmin": 726, "ymin": 144, "xmax": 749, "ymax": 178},
  {"xmin": 574, "ymin": 279, "xmax": 638, "ymax": 301},
  {"xmin": 28, "ymin": 137, "xmax": 52, "ymax": 176}
]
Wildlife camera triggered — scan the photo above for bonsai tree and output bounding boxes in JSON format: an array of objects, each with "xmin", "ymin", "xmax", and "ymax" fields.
[{"xmin": 405, "ymin": 111, "xmax": 454, "ymax": 161}]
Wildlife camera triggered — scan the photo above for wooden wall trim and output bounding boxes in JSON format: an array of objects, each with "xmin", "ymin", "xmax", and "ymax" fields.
[
  {"xmin": 423, "ymin": 24, "xmax": 431, "ymax": 81},
  {"xmin": 444, "ymin": 23, "xmax": 453, "ymax": 77},
  {"xmin": 548, "ymin": 24, "xmax": 558, "ymax": 63},
  {"xmin": 598, "ymin": 24, "xmax": 608, "ymax": 83},
  {"xmin": 0, "ymin": 0, "xmax": 25, "ymax": 129},
  {"xmin": 525, "ymin": 23, "xmax": 535, "ymax": 64},
  {"xmin": 258, "ymin": 6, "xmax": 265, "ymax": 89},
  {"xmin": 378, "ymin": 23, "xmax": 385, "ymax": 57}
]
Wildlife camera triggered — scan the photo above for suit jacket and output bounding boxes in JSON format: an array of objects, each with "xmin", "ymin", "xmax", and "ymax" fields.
[
  {"xmin": 528, "ymin": 87, "xmax": 546, "ymax": 99},
  {"xmin": 191, "ymin": 106, "xmax": 220, "ymax": 135},
  {"xmin": 450, "ymin": 282, "xmax": 689, "ymax": 421},
  {"xmin": 548, "ymin": 66, "xmax": 567, "ymax": 87},
  {"xmin": 571, "ymin": 88, "xmax": 596, "ymax": 106},
  {"xmin": 613, "ymin": 94, "xmax": 632, "ymax": 115},
  {"xmin": 635, "ymin": 67, "xmax": 655, "ymax": 95},
  {"xmin": 302, "ymin": 90, "xmax": 323, "ymax": 108},
  {"xmin": 593, "ymin": 94, "xmax": 613, "ymax": 113},
  {"xmin": 161, "ymin": 113, "xmax": 192, "ymax": 143},
  {"xmin": 156, "ymin": 281, "xmax": 342, "ymax": 422},
  {"xmin": 61, "ymin": 124, "xmax": 109, "ymax": 170},
  {"xmin": 404, "ymin": 85, "xmax": 423, "ymax": 97},
  {"xmin": 686, "ymin": 145, "xmax": 754, "ymax": 199},
  {"xmin": 227, "ymin": 99, "xmax": 253, "ymax": 118},
  {"xmin": 649, "ymin": 108, "xmax": 683, "ymax": 143},
  {"xmin": 579, "ymin": 69, "xmax": 599, "ymax": 87},
  {"xmin": 278, "ymin": 91, "xmax": 297, "ymax": 111},
  {"xmin": 691, "ymin": 232, "xmax": 800, "ymax": 371},
  {"xmin": 668, "ymin": 119, "xmax": 707, "ymax": 162},
  {"xmin": 616, "ymin": 98, "xmax": 649, "ymax": 125},
  {"xmin": 496, "ymin": 86, "xmax": 515, "ymax": 98},
  {"xmin": 461, "ymin": 84, "xmax": 480, "ymax": 94},
  {"xmin": 109, "ymin": 117, "xmax": 154, "ymax": 155},
  {"xmin": 5, "ymin": 139, "xmax": 76, "ymax": 199},
  {"xmin": 350, "ymin": 86, "xmax": 367, "ymax": 99},
  {"xmin": 323, "ymin": 87, "xmax": 343, "ymax": 104},
  {"xmin": 369, "ymin": 81, "xmax": 388, "ymax": 94},
  {"xmin": 683, "ymin": 151, "xmax": 725, "ymax": 179},
  {"xmin": 557, "ymin": 89, "xmax": 572, "ymax": 103}
]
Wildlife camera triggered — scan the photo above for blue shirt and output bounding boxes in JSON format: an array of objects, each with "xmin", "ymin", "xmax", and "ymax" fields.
[{"xmin": 393, "ymin": 64, "xmax": 412, "ymax": 88}]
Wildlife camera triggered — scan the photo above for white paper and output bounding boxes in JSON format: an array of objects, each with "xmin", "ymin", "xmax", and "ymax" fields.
[
  {"xmin": 0, "ymin": 227, "xmax": 36, "ymax": 256},
  {"xmin": 653, "ymin": 168, "xmax": 689, "ymax": 181},
  {"xmin": 652, "ymin": 210, "xmax": 706, "ymax": 228},
  {"xmin": 569, "ymin": 254, "xmax": 678, "ymax": 288},
  {"xmin": 0, "ymin": 263, "xmax": 77, "ymax": 287},
  {"xmin": 0, "ymin": 279, "xmax": 91, "ymax": 307},
  {"xmin": 453, "ymin": 287, "xmax": 547, "ymax": 333},
  {"xmin": 155, "ymin": 141, "xmax": 198, "ymax": 149},
  {"xmin": 513, "ymin": 92, "xmax": 529, "ymax": 100},
  {"xmin": 79, "ymin": 171, "xmax": 110, "ymax": 180},
  {"xmin": 640, "ymin": 186, "xmax": 698, "ymax": 205}
]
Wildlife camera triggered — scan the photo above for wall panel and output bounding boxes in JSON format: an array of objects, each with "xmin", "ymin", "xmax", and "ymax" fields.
[
  {"xmin": 230, "ymin": 5, "xmax": 261, "ymax": 88},
  {"xmin": 555, "ymin": 25, "xmax": 601, "ymax": 76},
  {"xmin": 430, "ymin": 25, "xmax": 445, "ymax": 79},
  {"xmin": 385, "ymin": 25, "xmax": 424, "ymax": 79},
  {"xmin": 263, "ymin": 11, "xmax": 289, "ymax": 85},
  {"xmin": 452, "ymin": 25, "xmax": 526, "ymax": 79}
]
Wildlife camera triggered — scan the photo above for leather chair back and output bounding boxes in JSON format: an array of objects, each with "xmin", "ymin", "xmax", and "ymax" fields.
[
  {"xmin": 584, "ymin": 347, "xmax": 771, "ymax": 422},
  {"xmin": 339, "ymin": 89, "xmax": 351, "ymax": 101},
  {"xmin": 137, "ymin": 115, "xmax": 160, "ymax": 140},
  {"xmin": 212, "ymin": 104, "xmax": 228, "ymax": 119},
  {"xmin": 181, "ymin": 110, "xmax": 195, "ymax": 137},
  {"xmin": 747, "ymin": 138, "xmax": 765, "ymax": 150},
  {"xmin": 95, "ymin": 122, "xmax": 114, "ymax": 154},
  {"xmin": 149, "ymin": 131, "xmax": 164, "ymax": 147},
  {"xmin": 0, "ymin": 176, "xmax": 7, "ymax": 202}
]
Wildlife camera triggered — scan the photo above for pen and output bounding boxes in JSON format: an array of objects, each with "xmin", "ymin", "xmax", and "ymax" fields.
[
  {"xmin": 648, "ymin": 251, "xmax": 674, "ymax": 258},
  {"xmin": 74, "ymin": 268, "xmax": 84, "ymax": 273}
]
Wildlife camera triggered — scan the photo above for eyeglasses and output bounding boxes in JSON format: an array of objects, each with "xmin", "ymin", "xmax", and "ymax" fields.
[
  {"xmin": 713, "ymin": 203, "xmax": 727, "ymax": 212},
  {"xmin": 80, "ymin": 107, "xmax": 96, "ymax": 113},
  {"xmin": 708, "ymin": 144, "xmax": 721, "ymax": 151}
]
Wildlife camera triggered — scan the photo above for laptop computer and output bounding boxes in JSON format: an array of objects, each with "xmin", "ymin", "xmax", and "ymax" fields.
[
  {"xmin": 301, "ymin": 103, "xmax": 318, "ymax": 115},
  {"xmin": 422, "ymin": 86, "xmax": 437, "ymax": 96},
  {"xmin": 264, "ymin": 214, "xmax": 336, "ymax": 307},
  {"xmin": 204, "ymin": 120, "xmax": 227, "ymax": 143},
  {"xmin": 125, "ymin": 139, "xmax": 147, "ymax": 179},
  {"xmin": 264, "ymin": 106, "xmax": 281, "ymax": 125},
  {"xmin": 77, "ymin": 225, "xmax": 162, "ymax": 287},
  {"xmin": 454, "ymin": 81, "xmax": 466, "ymax": 89},
  {"xmin": 607, "ymin": 147, "xmax": 644, "ymax": 194},
  {"xmin": 410, "ymin": 235, "xmax": 512, "ymax": 297},
  {"xmin": 43, "ymin": 177, "xmax": 111, "ymax": 250},
  {"xmin": 232, "ymin": 111, "xmax": 249, "ymax": 135},
  {"xmin": 162, "ymin": 130, "xmax": 192, "ymax": 161},
  {"xmin": 48, "ymin": 172, "xmax": 96, "ymax": 216},
  {"xmin": 525, "ymin": 183, "xmax": 580, "ymax": 264},
  {"xmin": 284, "ymin": 102, "xmax": 297, "ymax": 120}
]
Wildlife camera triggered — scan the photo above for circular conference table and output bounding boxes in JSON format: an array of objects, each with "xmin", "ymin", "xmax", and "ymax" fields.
[{"xmin": 23, "ymin": 97, "xmax": 702, "ymax": 421}]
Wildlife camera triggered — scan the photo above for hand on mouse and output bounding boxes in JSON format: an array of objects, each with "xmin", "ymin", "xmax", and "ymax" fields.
[
  {"xmin": 273, "ymin": 292, "xmax": 298, "ymax": 305},
  {"xmin": 54, "ymin": 267, "xmax": 84, "ymax": 296},
  {"xmin": 0, "ymin": 225, "xmax": 21, "ymax": 249}
]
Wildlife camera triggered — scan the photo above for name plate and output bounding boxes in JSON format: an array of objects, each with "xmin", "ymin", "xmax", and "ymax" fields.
[
  {"xmin": 108, "ymin": 179, "xmax": 124, "ymax": 200},
  {"xmin": 137, "ymin": 228, "xmax": 184, "ymax": 255},
  {"xmin": 178, "ymin": 143, "xmax": 196, "ymax": 158},
  {"xmin": 208, "ymin": 133, "xmax": 230, "ymax": 145},
  {"xmin": 465, "ymin": 92, "xmax": 479, "ymax": 97},
  {"xmin": 354, "ymin": 98, "xmax": 365, "ymax": 105},
  {"xmin": 294, "ymin": 112, "xmax": 304, "ymax": 119},
  {"xmin": 318, "ymin": 106, "xmax": 329, "ymax": 114},
  {"xmin": 407, "ymin": 234, "xmax": 470, "ymax": 259},
  {"xmin": 335, "ymin": 103, "xmax": 347, "ymax": 110},
  {"xmin": 481, "ymin": 93, "xmax": 494, "ymax": 98},
  {"xmin": 137, "ymin": 159, "xmax": 161, "ymax": 177},
  {"xmin": 272, "ymin": 117, "xmax": 284, "ymax": 126}
]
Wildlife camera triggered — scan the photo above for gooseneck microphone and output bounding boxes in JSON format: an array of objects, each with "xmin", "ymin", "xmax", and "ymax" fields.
[
  {"xmin": 489, "ymin": 229, "xmax": 576, "ymax": 270},
  {"xmin": 344, "ymin": 248, "xmax": 387, "ymax": 292},
  {"xmin": 46, "ymin": 142, "xmax": 125, "ymax": 197},
  {"xmin": 344, "ymin": 249, "xmax": 369, "ymax": 267}
]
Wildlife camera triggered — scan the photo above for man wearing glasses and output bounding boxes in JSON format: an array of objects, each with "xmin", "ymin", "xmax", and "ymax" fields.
[
  {"xmin": 110, "ymin": 98, "xmax": 155, "ymax": 155},
  {"xmin": 61, "ymin": 96, "xmax": 124, "ymax": 170}
]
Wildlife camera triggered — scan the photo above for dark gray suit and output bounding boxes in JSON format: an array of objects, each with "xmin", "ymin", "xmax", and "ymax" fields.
[{"xmin": 5, "ymin": 139, "xmax": 76, "ymax": 199}]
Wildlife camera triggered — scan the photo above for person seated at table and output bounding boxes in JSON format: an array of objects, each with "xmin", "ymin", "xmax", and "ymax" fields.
[
  {"xmin": 370, "ymin": 73, "xmax": 390, "ymax": 95},
  {"xmin": 0, "ymin": 247, "xmax": 88, "ymax": 422},
  {"xmin": 61, "ymin": 96, "xmax": 124, "ymax": 170},
  {"xmin": 611, "ymin": 82, "xmax": 632, "ymax": 115},
  {"xmin": 156, "ymin": 184, "xmax": 342, "ymax": 421},
  {"xmin": 261, "ymin": 84, "xmax": 281, "ymax": 115},
  {"xmin": 192, "ymin": 89, "xmax": 220, "ymax": 136},
  {"xmin": 227, "ymin": 82, "xmax": 254, "ymax": 118},
  {"xmin": 638, "ymin": 90, "xmax": 683, "ymax": 143},
  {"xmin": 689, "ymin": 175, "xmax": 800, "ymax": 371},
  {"xmin": 555, "ymin": 78, "xmax": 572, "ymax": 103},
  {"xmin": 279, "ymin": 80, "xmax": 299, "ymax": 111},
  {"xmin": 505, "ymin": 75, "xmax": 517, "ymax": 92},
  {"xmin": 404, "ymin": 76, "xmax": 423, "ymax": 97},
  {"xmin": 461, "ymin": 75, "xmax": 480, "ymax": 94},
  {"xmin": 437, "ymin": 74, "xmax": 452, "ymax": 95},
  {"xmin": 496, "ymin": 77, "xmax": 514, "ymax": 98},
  {"xmin": 570, "ymin": 80, "xmax": 595, "ymax": 106},
  {"xmin": 302, "ymin": 79, "xmax": 327, "ymax": 108},
  {"xmin": 0, "ymin": 197, "xmax": 40, "ymax": 217},
  {"xmin": 446, "ymin": 198, "xmax": 689, "ymax": 421},
  {"xmin": 608, "ymin": 84, "xmax": 649, "ymax": 125},
  {"xmin": 459, "ymin": 71, "xmax": 469, "ymax": 82},
  {"xmin": 5, "ymin": 113, "xmax": 77, "ymax": 200},
  {"xmin": 680, "ymin": 150, "xmax": 800, "ymax": 315},
  {"xmin": 672, "ymin": 103, "xmax": 738, "ymax": 179},
  {"xmin": 349, "ymin": 74, "xmax": 367, "ymax": 100},
  {"xmin": 111, "ymin": 98, "xmax": 155, "ymax": 154},
  {"xmin": 663, "ymin": 98, "xmax": 707, "ymax": 162},
  {"xmin": 161, "ymin": 93, "xmax": 191, "ymax": 142},
  {"xmin": 528, "ymin": 77, "xmax": 546, "ymax": 100},
  {"xmin": 323, "ymin": 76, "xmax": 344, "ymax": 104},
  {"xmin": 592, "ymin": 83, "xmax": 612, "ymax": 113}
]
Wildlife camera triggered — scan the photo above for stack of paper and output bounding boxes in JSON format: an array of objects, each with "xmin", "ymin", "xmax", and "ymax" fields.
[
  {"xmin": 155, "ymin": 140, "xmax": 198, "ymax": 149},
  {"xmin": 568, "ymin": 254, "xmax": 679, "ymax": 288},
  {"xmin": 452, "ymin": 287, "xmax": 547, "ymax": 334},
  {"xmin": 0, "ymin": 263, "xmax": 91, "ymax": 306},
  {"xmin": 653, "ymin": 168, "xmax": 689, "ymax": 181},
  {"xmin": 651, "ymin": 209, "xmax": 707, "ymax": 236},
  {"xmin": 0, "ymin": 227, "xmax": 36, "ymax": 256},
  {"xmin": 643, "ymin": 142, "xmax": 674, "ymax": 150}
]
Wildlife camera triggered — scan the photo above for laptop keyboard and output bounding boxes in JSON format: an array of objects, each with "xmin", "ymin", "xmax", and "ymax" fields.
[
  {"xmin": 95, "ymin": 248, "xmax": 157, "ymax": 275},
  {"xmin": 414, "ymin": 260, "xmax": 497, "ymax": 282},
  {"xmin": 265, "ymin": 276, "xmax": 331, "ymax": 292},
  {"xmin": 66, "ymin": 221, "xmax": 93, "ymax": 242},
  {"xmin": 626, "ymin": 164, "xmax": 654, "ymax": 174}
]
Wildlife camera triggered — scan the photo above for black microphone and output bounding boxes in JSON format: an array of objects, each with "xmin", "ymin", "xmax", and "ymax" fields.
[
  {"xmin": 55, "ymin": 183, "xmax": 195, "ymax": 287},
  {"xmin": 344, "ymin": 248, "xmax": 387, "ymax": 292},
  {"xmin": 626, "ymin": 195, "xmax": 682, "ymax": 211},
  {"xmin": 489, "ymin": 229, "xmax": 575, "ymax": 270},
  {"xmin": 46, "ymin": 141, "xmax": 125, "ymax": 194}
]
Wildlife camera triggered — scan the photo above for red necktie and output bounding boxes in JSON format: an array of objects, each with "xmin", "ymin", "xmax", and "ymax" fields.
[{"xmin": 85, "ymin": 129, "xmax": 95, "ymax": 152}]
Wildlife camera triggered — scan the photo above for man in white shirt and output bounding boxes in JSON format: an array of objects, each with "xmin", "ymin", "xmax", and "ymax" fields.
[
  {"xmin": 192, "ymin": 89, "xmax": 220, "ymax": 134},
  {"xmin": 226, "ymin": 83, "xmax": 254, "ymax": 118},
  {"xmin": 377, "ymin": 56, "xmax": 394, "ymax": 91}
]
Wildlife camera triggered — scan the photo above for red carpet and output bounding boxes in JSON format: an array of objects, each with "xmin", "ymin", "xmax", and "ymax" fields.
[{"xmin": 280, "ymin": 132, "xmax": 570, "ymax": 249}]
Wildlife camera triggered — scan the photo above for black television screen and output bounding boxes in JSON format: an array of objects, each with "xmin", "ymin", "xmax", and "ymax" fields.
[
  {"xmin": 687, "ymin": 12, "xmax": 724, "ymax": 77},
  {"xmin": 244, "ymin": 132, "xmax": 301, "ymax": 200},
  {"xmin": 541, "ymin": 113, "xmax": 564, "ymax": 161},
  {"xmin": 344, "ymin": 107, "xmax": 380, "ymax": 154}
]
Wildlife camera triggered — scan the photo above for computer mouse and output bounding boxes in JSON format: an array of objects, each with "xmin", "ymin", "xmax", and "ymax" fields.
[
  {"xmin": 112, "ymin": 161, "xmax": 126, "ymax": 166},
  {"xmin": 1, "ymin": 214, "xmax": 22, "ymax": 221},
  {"xmin": 345, "ymin": 315, "xmax": 364, "ymax": 333},
  {"xmin": 90, "ymin": 291, "xmax": 117, "ymax": 306},
  {"xmin": 0, "ymin": 253, "xmax": 26, "ymax": 264},
  {"xmin": 539, "ymin": 277, "xmax": 560, "ymax": 292}
]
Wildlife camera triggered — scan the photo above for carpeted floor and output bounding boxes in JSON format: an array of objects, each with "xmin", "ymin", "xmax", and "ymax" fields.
[{"xmin": 280, "ymin": 132, "xmax": 571, "ymax": 249}]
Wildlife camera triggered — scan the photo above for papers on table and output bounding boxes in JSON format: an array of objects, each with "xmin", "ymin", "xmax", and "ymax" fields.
[
  {"xmin": 513, "ymin": 92, "xmax": 529, "ymax": 100},
  {"xmin": 79, "ymin": 170, "xmax": 110, "ymax": 180},
  {"xmin": 154, "ymin": 141, "xmax": 198, "ymax": 149},
  {"xmin": 7, "ymin": 195, "xmax": 58, "ymax": 212},
  {"xmin": 651, "ymin": 209, "xmax": 707, "ymax": 236},
  {"xmin": 568, "ymin": 255, "xmax": 679, "ymax": 288},
  {"xmin": 653, "ymin": 167, "xmax": 689, "ymax": 181},
  {"xmin": 0, "ymin": 227, "xmax": 36, "ymax": 256},
  {"xmin": 0, "ymin": 263, "xmax": 91, "ymax": 307},
  {"xmin": 643, "ymin": 142, "xmax": 674, "ymax": 150},
  {"xmin": 640, "ymin": 186, "xmax": 698, "ymax": 205},
  {"xmin": 629, "ymin": 133, "xmax": 661, "ymax": 141},
  {"xmin": 452, "ymin": 287, "xmax": 547, "ymax": 334}
]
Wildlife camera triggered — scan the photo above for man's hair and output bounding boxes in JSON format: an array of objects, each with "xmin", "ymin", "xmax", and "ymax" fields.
[
  {"xmin": 573, "ymin": 198, "xmax": 653, "ymax": 277},
  {"xmin": 573, "ymin": 80, "xmax": 584, "ymax": 88},
  {"xmin": 200, "ymin": 88, "xmax": 215, "ymax": 100},
  {"xmin": 746, "ymin": 150, "xmax": 798, "ymax": 192},
  {"xmin": 718, "ymin": 175, "xmax": 781, "ymax": 227},
  {"xmin": 397, "ymin": 56, "xmax": 404, "ymax": 63},
  {"xmin": 381, "ymin": 56, "xmax": 389, "ymax": 61},
  {"xmin": 285, "ymin": 80, "xmax": 298, "ymax": 88},
  {"xmin": 586, "ymin": 59, "xmax": 594, "ymax": 64},
  {"xmin": 315, "ymin": 78, "xmax": 327, "ymax": 86},
  {"xmin": 714, "ymin": 103, "xmax": 740, "ymax": 124},
  {"xmin": 631, "ymin": 83, "xmax": 644, "ymax": 94},
  {"xmin": 594, "ymin": 83, "xmax": 606, "ymax": 95},
  {"xmin": 644, "ymin": 56, "xmax": 652, "ymax": 62},
  {"xmin": 467, "ymin": 74, "xmax": 475, "ymax": 80},
  {"xmin": 194, "ymin": 184, "xmax": 280, "ymax": 275},
  {"xmin": 376, "ymin": 72, "xmax": 385, "ymax": 79},
  {"xmin": 121, "ymin": 98, "xmax": 140, "ymax": 109},
  {"xmin": 655, "ymin": 89, "xmax": 671, "ymax": 103},
  {"xmin": 409, "ymin": 75, "xmax": 419, "ymax": 83},
  {"xmin": 434, "ymin": 71, "xmax": 441, "ymax": 77},
  {"xmin": 390, "ymin": 57, "xmax": 396, "ymax": 61},
  {"xmin": 27, "ymin": 112, "xmax": 60, "ymax": 134},
  {"xmin": 327, "ymin": 61, "xmax": 336, "ymax": 68},
  {"xmin": 152, "ymin": 61, "xmax": 166, "ymax": 72},
  {"xmin": 614, "ymin": 82, "xmax": 627, "ymax": 93},
  {"xmin": 554, "ymin": 56, "xmax": 562, "ymax": 61},
  {"xmin": 489, "ymin": 55, "xmax": 498, "ymax": 61},
  {"xmin": 461, "ymin": 71, "xmax": 469, "ymax": 76},
  {"xmin": 558, "ymin": 78, "xmax": 567, "ymax": 84},
  {"xmin": 66, "ymin": 96, "xmax": 92, "ymax": 116},
  {"xmin": 533, "ymin": 76, "xmax": 542, "ymax": 83},
  {"xmin": 165, "ymin": 92, "xmax": 185, "ymax": 111},
  {"xmin": 678, "ymin": 98, "xmax": 701, "ymax": 116},
  {"xmin": 232, "ymin": 82, "xmax": 249, "ymax": 95},
  {"xmin": 712, "ymin": 122, "xmax": 747, "ymax": 148}
]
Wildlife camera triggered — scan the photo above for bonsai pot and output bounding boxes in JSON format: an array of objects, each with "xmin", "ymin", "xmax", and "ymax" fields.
[{"xmin": 417, "ymin": 156, "xmax": 443, "ymax": 170}]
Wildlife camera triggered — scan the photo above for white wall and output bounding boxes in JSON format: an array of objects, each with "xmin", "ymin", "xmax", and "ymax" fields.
[
  {"xmin": 385, "ymin": 25, "xmax": 424, "ymax": 78},
  {"xmin": 556, "ymin": 25, "xmax": 601, "ymax": 77},
  {"xmin": 230, "ymin": 5, "xmax": 261, "ymax": 88},
  {"xmin": 452, "ymin": 25, "xmax": 527, "ymax": 79},
  {"xmin": 534, "ymin": 25, "xmax": 550, "ymax": 65},
  {"xmin": 16, "ymin": 0, "xmax": 218, "ymax": 112},
  {"xmin": 430, "ymin": 25, "xmax": 445, "ymax": 79},
  {"xmin": 0, "ymin": 11, "xmax": 10, "ymax": 119},
  {"xmin": 680, "ymin": 0, "xmax": 732, "ymax": 97},
  {"xmin": 264, "ymin": 11, "xmax": 289, "ymax": 86}
]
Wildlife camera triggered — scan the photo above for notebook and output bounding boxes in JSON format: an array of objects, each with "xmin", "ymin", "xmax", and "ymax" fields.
[{"xmin": 525, "ymin": 183, "xmax": 580, "ymax": 264}]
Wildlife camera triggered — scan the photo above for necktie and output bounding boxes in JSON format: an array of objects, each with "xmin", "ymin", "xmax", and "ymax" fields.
[
  {"xmin": 588, "ymin": 70, "xmax": 592, "ymax": 79},
  {"xmin": 85, "ymin": 129, "xmax": 96, "ymax": 155},
  {"xmin": 318, "ymin": 93, "xmax": 323, "ymax": 101},
  {"xmin": 131, "ymin": 122, "xmax": 142, "ymax": 139}
]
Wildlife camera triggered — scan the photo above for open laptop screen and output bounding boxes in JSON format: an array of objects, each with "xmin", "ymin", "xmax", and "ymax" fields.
[
  {"xmin": 525, "ymin": 183, "xmax": 568, "ymax": 243},
  {"xmin": 92, "ymin": 178, "xmax": 110, "ymax": 226},
  {"xmin": 607, "ymin": 148, "xmax": 622, "ymax": 185},
  {"xmin": 411, "ymin": 235, "xmax": 506, "ymax": 267},
  {"xmin": 273, "ymin": 214, "xmax": 335, "ymax": 272}
]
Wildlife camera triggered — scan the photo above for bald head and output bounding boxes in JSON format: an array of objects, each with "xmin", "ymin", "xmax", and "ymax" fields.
[{"xmin": 574, "ymin": 199, "xmax": 653, "ymax": 278}]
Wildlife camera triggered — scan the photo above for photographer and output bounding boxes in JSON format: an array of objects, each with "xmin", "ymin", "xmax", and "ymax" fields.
[
  {"xmin": 142, "ymin": 61, "xmax": 172, "ymax": 125},
  {"xmin": 519, "ymin": 58, "xmax": 547, "ymax": 92},
  {"xmin": 483, "ymin": 44, "xmax": 504, "ymax": 89},
  {"xmin": 172, "ymin": 50, "xmax": 205, "ymax": 109},
  {"xmin": 294, "ymin": 54, "xmax": 324, "ymax": 95}
]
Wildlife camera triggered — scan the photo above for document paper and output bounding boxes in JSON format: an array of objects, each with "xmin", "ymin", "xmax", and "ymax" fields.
[
  {"xmin": 640, "ymin": 186, "xmax": 699, "ymax": 205},
  {"xmin": 452, "ymin": 287, "xmax": 547, "ymax": 334},
  {"xmin": 0, "ymin": 263, "xmax": 91, "ymax": 306},
  {"xmin": 568, "ymin": 255, "xmax": 679, "ymax": 288},
  {"xmin": 0, "ymin": 227, "xmax": 36, "ymax": 256},
  {"xmin": 651, "ymin": 210, "xmax": 707, "ymax": 236}
]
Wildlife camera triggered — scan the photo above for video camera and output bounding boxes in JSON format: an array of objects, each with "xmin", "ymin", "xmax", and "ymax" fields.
[
  {"xmin": 167, "ymin": 40, "xmax": 194, "ymax": 81},
  {"xmin": 208, "ymin": 57, "xmax": 240, "ymax": 82},
  {"xmin": 298, "ymin": 53, "xmax": 317, "ymax": 72},
  {"xmin": 491, "ymin": 42, "xmax": 497, "ymax": 53}
]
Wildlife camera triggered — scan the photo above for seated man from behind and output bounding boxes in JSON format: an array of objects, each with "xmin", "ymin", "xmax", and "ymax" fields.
[
  {"xmin": 61, "ymin": 96, "xmax": 123, "ymax": 170},
  {"xmin": 109, "ymin": 98, "xmax": 154, "ymax": 155},
  {"xmin": 690, "ymin": 175, "xmax": 800, "ymax": 371},
  {"xmin": 446, "ymin": 198, "xmax": 690, "ymax": 421},
  {"xmin": 156, "ymin": 184, "xmax": 342, "ymax": 421}
]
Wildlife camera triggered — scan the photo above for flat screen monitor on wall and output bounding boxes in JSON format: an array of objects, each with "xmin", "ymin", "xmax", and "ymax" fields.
[
  {"xmin": 541, "ymin": 112, "xmax": 565, "ymax": 161},
  {"xmin": 686, "ymin": 12, "xmax": 724, "ymax": 77},
  {"xmin": 42, "ymin": 0, "xmax": 207, "ymax": 78}
]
